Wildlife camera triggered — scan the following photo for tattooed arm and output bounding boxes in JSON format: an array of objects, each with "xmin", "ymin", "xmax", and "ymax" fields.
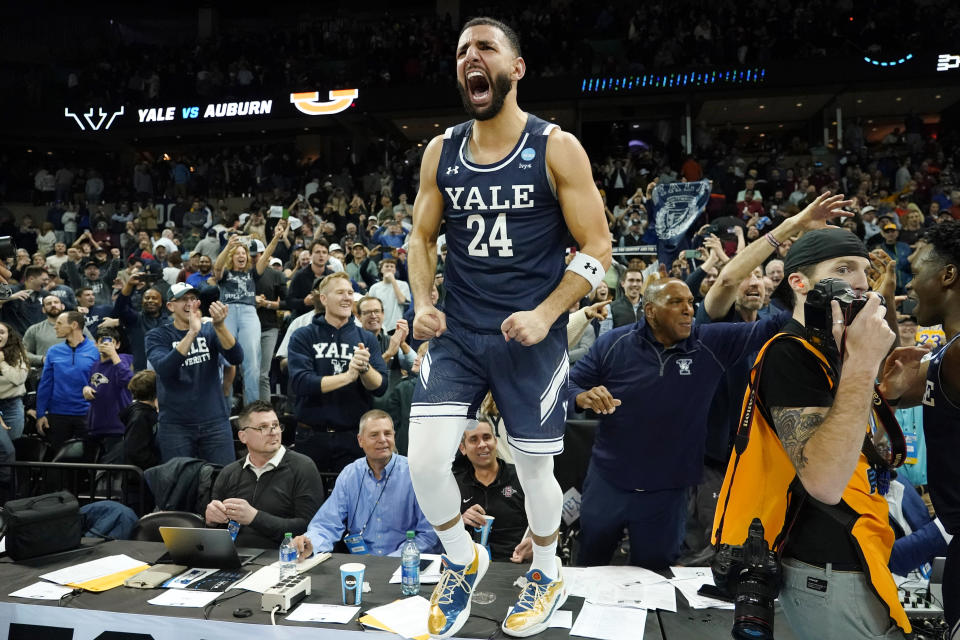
[{"xmin": 770, "ymin": 366, "xmax": 878, "ymax": 505}]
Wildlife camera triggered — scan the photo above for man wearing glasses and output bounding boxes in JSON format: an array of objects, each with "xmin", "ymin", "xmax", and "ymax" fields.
[
  {"xmin": 205, "ymin": 400, "xmax": 324, "ymax": 549},
  {"xmin": 356, "ymin": 295, "xmax": 415, "ymax": 386}
]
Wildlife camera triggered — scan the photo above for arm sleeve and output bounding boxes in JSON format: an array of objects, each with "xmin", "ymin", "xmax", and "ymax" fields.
[
  {"xmin": 890, "ymin": 519, "xmax": 950, "ymax": 576},
  {"xmin": 112, "ymin": 356, "xmax": 135, "ymax": 388},
  {"xmin": 285, "ymin": 271, "xmax": 309, "ymax": 317},
  {"xmin": 113, "ymin": 293, "xmax": 139, "ymax": 326},
  {"xmin": 0, "ymin": 361, "xmax": 29, "ymax": 387},
  {"xmin": 569, "ymin": 326, "xmax": 596, "ymax": 363},
  {"xmin": 35, "ymin": 357, "xmax": 54, "ymax": 418},
  {"xmin": 288, "ymin": 330, "xmax": 326, "ymax": 396},
  {"xmin": 250, "ymin": 461, "xmax": 325, "ymax": 541},
  {"xmin": 23, "ymin": 327, "xmax": 42, "ymax": 367},
  {"xmin": 364, "ymin": 332, "xmax": 389, "ymax": 397},
  {"xmin": 145, "ymin": 329, "xmax": 188, "ymax": 378},
  {"xmin": 569, "ymin": 335, "xmax": 608, "ymax": 399},
  {"xmin": 305, "ymin": 472, "xmax": 351, "ymax": 554},
  {"xmin": 686, "ymin": 266, "xmax": 707, "ymax": 298}
]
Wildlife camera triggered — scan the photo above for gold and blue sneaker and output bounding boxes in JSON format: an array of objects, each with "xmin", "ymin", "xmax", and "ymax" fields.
[
  {"xmin": 502, "ymin": 557, "xmax": 568, "ymax": 638},
  {"xmin": 427, "ymin": 542, "xmax": 489, "ymax": 639}
]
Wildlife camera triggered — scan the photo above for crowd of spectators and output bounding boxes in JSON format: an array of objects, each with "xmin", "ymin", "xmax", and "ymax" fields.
[
  {"xmin": 0, "ymin": 109, "xmax": 954, "ymax": 587},
  {"xmin": 7, "ymin": 0, "xmax": 958, "ymax": 114}
]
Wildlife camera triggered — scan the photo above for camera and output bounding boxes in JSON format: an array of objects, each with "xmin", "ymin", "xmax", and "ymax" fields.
[
  {"xmin": 803, "ymin": 277, "xmax": 884, "ymax": 343},
  {"xmin": 712, "ymin": 518, "xmax": 781, "ymax": 640}
]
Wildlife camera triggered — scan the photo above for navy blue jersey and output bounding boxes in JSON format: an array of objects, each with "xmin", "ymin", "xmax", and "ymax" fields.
[
  {"xmin": 437, "ymin": 114, "xmax": 568, "ymax": 333},
  {"xmin": 921, "ymin": 333, "xmax": 960, "ymax": 534}
]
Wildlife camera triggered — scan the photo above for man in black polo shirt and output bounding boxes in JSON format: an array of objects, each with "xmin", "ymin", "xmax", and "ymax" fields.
[
  {"xmin": 205, "ymin": 401, "xmax": 324, "ymax": 548},
  {"xmin": 608, "ymin": 268, "xmax": 643, "ymax": 330},
  {"xmin": 455, "ymin": 420, "xmax": 532, "ymax": 563},
  {"xmin": 287, "ymin": 272, "xmax": 388, "ymax": 473}
]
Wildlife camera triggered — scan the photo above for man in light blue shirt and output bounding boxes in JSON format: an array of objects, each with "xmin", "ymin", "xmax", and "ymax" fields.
[{"xmin": 293, "ymin": 410, "xmax": 438, "ymax": 557}]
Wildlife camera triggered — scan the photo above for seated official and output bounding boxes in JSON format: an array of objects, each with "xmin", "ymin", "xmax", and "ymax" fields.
[
  {"xmin": 293, "ymin": 410, "xmax": 438, "ymax": 557},
  {"xmin": 455, "ymin": 420, "xmax": 532, "ymax": 563},
  {"xmin": 205, "ymin": 401, "xmax": 324, "ymax": 549}
]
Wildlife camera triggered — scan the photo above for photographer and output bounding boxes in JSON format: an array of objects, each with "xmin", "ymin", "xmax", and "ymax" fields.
[{"xmin": 712, "ymin": 227, "xmax": 909, "ymax": 639}]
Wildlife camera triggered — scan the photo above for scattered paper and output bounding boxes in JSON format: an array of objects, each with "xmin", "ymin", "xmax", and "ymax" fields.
[
  {"xmin": 564, "ymin": 567, "xmax": 590, "ymax": 598},
  {"xmin": 364, "ymin": 596, "xmax": 431, "ymax": 639},
  {"xmin": 234, "ymin": 566, "xmax": 281, "ymax": 593},
  {"xmin": 388, "ymin": 554, "xmax": 442, "ymax": 584},
  {"xmin": 549, "ymin": 610, "xmax": 573, "ymax": 628},
  {"xmin": 287, "ymin": 603, "xmax": 360, "ymax": 624},
  {"xmin": 615, "ymin": 581, "xmax": 677, "ymax": 612},
  {"xmin": 40, "ymin": 554, "xmax": 148, "ymax": 586},
  {"xmin": 668, "ymin": 566, "xmax": 734, "ymax": 610},
  {"xmin": 9, "ymin": 582, "xmax": 75, "ymax": 600},
  {"xmin": 571, "ymin": 602, "xmax": 647, "ymax": 640},
  {"xmin": 163, "ymin": 568, "xmax": 220, "ymax": 589},
  {"xmin": 148, "ymin": 589, "xmax": 222, "ymax": 607}
]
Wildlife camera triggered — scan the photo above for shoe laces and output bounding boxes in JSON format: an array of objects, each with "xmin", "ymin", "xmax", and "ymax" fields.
[
  {"xmin": 432, "ymin": 564, "xmax": 472, "ymax": 606},
  {"xmin": 514, "ymin": 579, "xmax": 549, "ymax": 612}
]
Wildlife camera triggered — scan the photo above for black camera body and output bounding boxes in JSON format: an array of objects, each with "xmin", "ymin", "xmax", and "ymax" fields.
[
  {"xmin": 712, "ymin": 518, "xmax": 781, "ymax": 640},
  {"xmin": 803, "ymin": 277, "xmax": 883, "ymax": 343}
]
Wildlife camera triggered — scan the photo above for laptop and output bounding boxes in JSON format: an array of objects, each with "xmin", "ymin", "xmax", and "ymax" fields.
[{"xmin": 157, "ymin": 527, "xmax": 261, "ymax": 570}]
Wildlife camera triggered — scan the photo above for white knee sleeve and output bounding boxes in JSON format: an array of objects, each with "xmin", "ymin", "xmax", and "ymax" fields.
[
  {"xmin": 511, "ymin": 449, "xmax": 563, "ymax": 537},
  {"xmin": 407, "ymin": 416, "xmax": 475, "ymax": 526}
]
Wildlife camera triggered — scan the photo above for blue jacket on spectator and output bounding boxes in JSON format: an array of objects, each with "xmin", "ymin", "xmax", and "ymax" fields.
[
  {"xmin": 569, "ymin": 313, "xmax": 785, "ymax": 491},
  {"xmin": 36, "ymin": 338, "xmax": 100, "ymax": 418},
  {"xmin": 889, "ymin": 474, "xmax": 950, "ymax": 576},
  {"xmin": 288, "ymin": 314, "xmax": 388, "ymax": 430}
]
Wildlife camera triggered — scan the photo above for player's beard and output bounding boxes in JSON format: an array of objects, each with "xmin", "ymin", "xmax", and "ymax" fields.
[{"xmin": 457, "ymin": 70, "xmax": 512, "ymax": 121}]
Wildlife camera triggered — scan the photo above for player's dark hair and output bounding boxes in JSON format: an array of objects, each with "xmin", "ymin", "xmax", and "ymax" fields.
[
  {"xmin": 922, "ymin": 221, "xmax": 960, "ymax": 270},
  {"xmin": 461, "ymin": 17, "xmax": 522, "ymax": 57}
]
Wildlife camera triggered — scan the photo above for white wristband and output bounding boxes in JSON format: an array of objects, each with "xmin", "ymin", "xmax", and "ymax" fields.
[{"xmin": 566, "ymin": 252, "xmax": 605, "ymax": 291}]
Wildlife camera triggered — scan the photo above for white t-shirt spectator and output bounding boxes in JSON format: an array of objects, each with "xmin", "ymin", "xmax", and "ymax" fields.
[{"xmin": 368, "ymin": 278, "xmax": 411, "ymax": 332}]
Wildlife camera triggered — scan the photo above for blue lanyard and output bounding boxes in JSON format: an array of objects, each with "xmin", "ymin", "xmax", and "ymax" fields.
[{"xmin": 350, "ymin": 458, "xmax": 394, "ymax": 536}]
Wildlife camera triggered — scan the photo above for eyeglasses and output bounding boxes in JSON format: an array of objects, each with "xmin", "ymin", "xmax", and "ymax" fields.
[
  {"xmin": 359, "ymin": 309, "xmax": 383, "ymax": 316},
  {"xmin": 243, "ymin": 423, "xmax": 284, "ymax": 435}
]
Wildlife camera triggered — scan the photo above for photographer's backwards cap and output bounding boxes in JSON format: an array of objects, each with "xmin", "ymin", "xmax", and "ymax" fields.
[{"xmin": 772, "ymin": 227, "xmax": 869, "ymax": 304}]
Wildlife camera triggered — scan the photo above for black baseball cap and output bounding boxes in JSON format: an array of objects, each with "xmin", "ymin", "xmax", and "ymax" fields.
[{"xmin": 772, "ymin": 227, "xmax": 869, "ymax": 303}]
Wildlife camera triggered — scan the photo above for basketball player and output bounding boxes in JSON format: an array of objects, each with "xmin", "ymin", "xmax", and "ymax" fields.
[
  {"xmin": 881, "ymin": 221, "xmax": 960, "ymax": 640},
  {"xmin": 406, "ymin": 17, "xmax": 611, "ymax": 639}
]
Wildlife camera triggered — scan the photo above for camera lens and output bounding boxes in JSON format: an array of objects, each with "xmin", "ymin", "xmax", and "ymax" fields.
[{"xmin": 732, "ymin": 572, "xmax": 776, "ymax": 640}]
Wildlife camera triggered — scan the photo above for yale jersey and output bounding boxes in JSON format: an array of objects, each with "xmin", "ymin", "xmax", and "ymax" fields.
[
  {"xmin": 921, "ymin": 332, "xmax": 960, "ymax": 534},
  {"xmin": 436, "ymin": 114, "xmax": 568, "ymax": 332}
]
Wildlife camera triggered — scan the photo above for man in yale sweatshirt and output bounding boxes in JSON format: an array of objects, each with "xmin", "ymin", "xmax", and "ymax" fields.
[
  {"xmin": 288, "ymin": 272, "xmax": 388, "ymax": 473},
  {"xmin": 145, "ymin": 283, "xmax": 243, "ymax": 465}
]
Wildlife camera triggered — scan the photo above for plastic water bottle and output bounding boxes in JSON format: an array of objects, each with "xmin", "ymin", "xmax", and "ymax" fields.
[
  {"xmin": 400, "ymin": 530, "xmax": 420, "ymax": 595},
  {"xmin": 279, "ymin": 532, "xmax": 297, "ymax": 580}
]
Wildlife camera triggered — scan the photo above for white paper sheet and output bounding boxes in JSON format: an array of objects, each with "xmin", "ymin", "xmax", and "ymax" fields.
[
  {"xmin": 148, "ymin": 589, "xmax": 222, "ymax": 607},
  {"xmin": 9, "ymin": 582, "xmax": 75, "ymax": 600},
  {"xmin": 549, "ymin": 610, "xmax": 573, "ymax": 628},
  {"xmin": 233, "ymin": 565, "xmax": 281, "ymax": 593},
  {"xmin": 563, "ymin": 567, "xmax": 590, "ymax": 598},
  {"xmin": 668, "ymin": 566, "xmax": 734, "ymax": 610},
  {"xmin": 614, "ymin": 581, "xmax": 677, "ymax": 612},
  {"xmin": 364, "ymin": 595, "xmax": 431, "ymax": 639},
  {"xmin": 286, "ymin": 603, "xmax": 361, "ymax": 624},
  {"xmin": 40, "ymin": 554, "xmax": 148, "ymax": 586},
  {"xmin": 570, "ymin": 602, "xmax": 647, "ymax": 640},
  {"xmin": 388, "ymin": 554, "xmax": 442, "ymax": 585}
]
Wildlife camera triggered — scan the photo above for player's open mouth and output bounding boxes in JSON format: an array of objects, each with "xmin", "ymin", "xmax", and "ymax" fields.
[{"xmin": 466, "ymin": 70, "xmax": 491, "ymax": 105}]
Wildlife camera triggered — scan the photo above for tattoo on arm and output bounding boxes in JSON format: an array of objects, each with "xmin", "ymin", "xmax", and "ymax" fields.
[{"xmin": 770, "ymin": 406, "xmax": 826, "ymax": 473}]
